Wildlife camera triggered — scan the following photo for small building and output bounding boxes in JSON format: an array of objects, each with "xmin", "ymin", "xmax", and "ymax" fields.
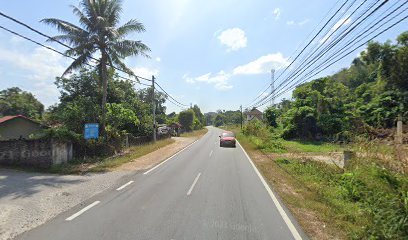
[
  {"xmin": 0, "ymin": 115, "xmax": 44, "ymax": 140},
  {"xmin": 244, "ymin": 108, "xmax": 263, "ymax": 123},
  {"xmin": 169, "ymin": 122, "xmax": 182, "ymax": 136}
]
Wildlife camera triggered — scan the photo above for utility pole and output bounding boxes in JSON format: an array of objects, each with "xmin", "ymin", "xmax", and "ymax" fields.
[
  {"xmin": 152, "ymin": 75, "xmax": 156, "ymax": 143},
  {"xmin": 240, "ymin": 105, "xmax": 243, "ymax": 130},
  {"xmin": 270, "ymin": 69, "xmax": 275, "ymax": 107}
]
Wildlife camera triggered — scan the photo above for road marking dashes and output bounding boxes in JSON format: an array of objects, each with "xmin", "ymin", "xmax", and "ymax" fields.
[
  {"xmin": 187, "ymin": 173, "xmax": 201, "ymax": 196},
  {"xmin": 65, "ymin": 201, "xmax": 100, "ymax": 221},
  {"xmin": 116, "ymin": 181, "xmax": 134, "ymax": 191}
]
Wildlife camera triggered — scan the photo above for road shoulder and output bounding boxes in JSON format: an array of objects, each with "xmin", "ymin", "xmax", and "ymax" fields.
[{"xmin": 116, "ymin": 137, "xmax": 197, "ymax": 171}]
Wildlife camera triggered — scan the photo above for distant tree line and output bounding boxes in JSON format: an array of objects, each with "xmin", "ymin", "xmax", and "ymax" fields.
[{"xmin": 263, "ymin": 31, "xmax": 408, "ymax": 140}]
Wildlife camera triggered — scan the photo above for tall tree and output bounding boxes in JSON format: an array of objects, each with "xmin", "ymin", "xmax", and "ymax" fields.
[
  {"xmin": 42, "ymin": 0, "xmax": 150, "ymax": 131},
  {"xmin": 0, "ymin": 87, "xmax": 44, "ymax": 119}
]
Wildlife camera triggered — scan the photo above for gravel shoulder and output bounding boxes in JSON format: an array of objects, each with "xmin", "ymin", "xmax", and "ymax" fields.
[
  {"xmin": 116, "ymin": 137, "xmax": 196, "ymax": 171},
  {"xmin": 0, "ymin": 136, "xmax": 199, "ymax": 240}
]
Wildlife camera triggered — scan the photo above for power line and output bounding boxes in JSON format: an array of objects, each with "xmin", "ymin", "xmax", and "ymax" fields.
[
  {"xmin": 0, "ymin": 11, "xmax": 152, "ymax": 82},
  {"xmin": 155, "ymin": 82, "xmax": 189, "ymax": 107},
  {"xmin": 0, "ymin": 12, "xmax": 190, "ymax": 109},
  {"xmin": 267, "ymin": 0, "xmax": 375, "ymax": 102},
  {"xmin": 244, "ymin": 0, "xmax": 344, "ymax": 109},
  {"xmin": 254, "ymin": 0, "xmax": 398, "ymax": 108},
  {"xmin": 256, "ymin": 14, "xmax": 408, "ymax": 108},
  {"xmin": 273, "ymin": 0, "xmax": 352, "ymax": 87},
  {"xmin": 246, "ymin": 0, "xmax": 355, "ymax": 109},
  {"xmin": 0, "ymin": 24, "xmax": 151, "ymax": 88}
]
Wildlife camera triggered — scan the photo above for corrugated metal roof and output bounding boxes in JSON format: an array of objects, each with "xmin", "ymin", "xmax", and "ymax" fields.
[{"xmin": 0, "ymin": 115, "xmax": 35, "ymax": 124}]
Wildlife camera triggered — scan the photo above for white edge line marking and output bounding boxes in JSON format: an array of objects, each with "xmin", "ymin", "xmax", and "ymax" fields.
[
  {"xmin": 237, "ymin": 141, "xmax": 303, "ymax": 240},
  {"xmin": 187, "ymin": 172, "xmax": 201, "ymax": 195},
  {"xmin": 209, "ymin": 150, "xmax": 213, "ymax": 157},
  {"xmin": 116, "ymin": 180, "xmax": 134, "ymax": 191},
  {"xmin": 143, "ymin": 139, "xmax": 199, "ymax": 175},
  {"xmin": 65, "ymin": 201, "xmax": 100, "ymax": 221}
]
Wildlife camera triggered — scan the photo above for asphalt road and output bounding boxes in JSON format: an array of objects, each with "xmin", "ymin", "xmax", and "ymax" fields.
[{"xmin": 16, "ymin": 126, "xmax": 307, "ymax": 240}]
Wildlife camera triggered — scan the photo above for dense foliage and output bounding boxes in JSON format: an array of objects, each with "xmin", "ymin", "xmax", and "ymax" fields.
[
  {"xmin": 42, "ymin": 0, "xmax": 150, "ymax": 131},
  {"xmin": 267, "ymin": 32, "xmax": 408, "ymax": 140},
  {"xmin": 46, "ymin": 69, "xmax": 166, "ymax": 140},
  {"xmin": 206, "ymin": 110, "xmax": 241, "ymax": 127},
  {"xmin": 0, "ymin": 87, "xmax": 44, "ymax": 120},
  {"xmin": 177, "ymin": 105, "xmax": 205, "ymax": 131}
]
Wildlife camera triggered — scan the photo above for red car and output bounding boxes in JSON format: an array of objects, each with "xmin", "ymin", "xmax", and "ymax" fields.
[{"xmin": 219, "ymin": 131, "xmax": 236, "ymax": 148}]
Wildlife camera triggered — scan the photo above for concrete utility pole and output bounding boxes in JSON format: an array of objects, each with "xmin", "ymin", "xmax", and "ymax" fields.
[
  {"xmin": 396, "ymin": 114, "xmax": 403, "ymax": 144},
  {"xmin": 152, "ymin": 75, "xmax": 156, "ymax": 143},
  {"xmin": 270, "ymin": 69, "xmax": 275, "ymax": 107},
  {"xmin": 240, "ymin": 105, "xmax": 243, "ymax": 130}
]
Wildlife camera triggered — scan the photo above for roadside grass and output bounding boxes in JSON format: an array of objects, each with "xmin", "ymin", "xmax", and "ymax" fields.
[
  {"xmin": 237, "ymin": 132, "xmax": 408, "ymax": 239},
  {"xmin": 49, "ymin": 138, "xmax": 175, "ymax": 174},
  {"xmin": 222, "ymin": 124, "xmax": 343, "ymax": 153},
  {"xmin": 180, "ymin": 128, "xmax": 208, "ymax": 138},
  {"xmin": 281, "ymin": 140, "xmax": 344, "ymax": 153}
]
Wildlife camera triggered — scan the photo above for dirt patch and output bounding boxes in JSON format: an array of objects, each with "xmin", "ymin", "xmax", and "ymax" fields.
[
  {"xmin": 116, "ymin": 137, "xmax": 196, "ymax": 171},
  {"xmin": 267, "ymin": 152, "xmax": 345, "ymax": 168}
]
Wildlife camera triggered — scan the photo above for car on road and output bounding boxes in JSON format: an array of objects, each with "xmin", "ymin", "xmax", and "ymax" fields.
[{"xmin": 219, "ymin": 131, "xmax": 236, "ymax": 148}]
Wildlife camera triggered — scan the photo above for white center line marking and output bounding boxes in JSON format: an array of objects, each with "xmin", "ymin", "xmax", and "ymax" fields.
[
  {"xmin": 116, "ymin": 180, "xmax": 134, "ymax": 191},
  {"xmin": 209, "ymin": 150, "xmax": 213, "ymax": 157},
  {"xmin": 65, "ymin": 201, "xmax": 100, "ymax": 221},
  {"xmin": 144, "ymin": 139, "xmax": 199, "ymax": 175},
  {"xmin": 187, "ymin": 173, "xmax": 201, "ymax": 196}
]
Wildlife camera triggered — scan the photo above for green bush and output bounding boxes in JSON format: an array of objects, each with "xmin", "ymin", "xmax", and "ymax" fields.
[{"xmin": 242, "ymin": 120, "xmax": 284, "ymax": 152}]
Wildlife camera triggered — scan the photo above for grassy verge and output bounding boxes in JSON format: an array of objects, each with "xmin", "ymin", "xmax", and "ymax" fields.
[
  {"xmin": 235, "ymin": 130, "xmax": 408, "ymax": 239},
  {"xmin": 180, "ymin": 128, "xmax": 208, "ymax": 138},
  {"xmin": 49, "ymin": 138, "xmax": 175, "ymax": 174},
  {"xmin": 223, "ymin": 124, "xmax": 343, "ymax": 153}
]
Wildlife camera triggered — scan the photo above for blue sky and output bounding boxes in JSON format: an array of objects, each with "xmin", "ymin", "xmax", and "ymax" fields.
[{"xmin": 0, "ymin": 0, "xmax": 406, "ymax": 113}]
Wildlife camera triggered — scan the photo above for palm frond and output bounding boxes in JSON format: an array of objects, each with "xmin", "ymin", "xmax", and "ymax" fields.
[
  {"xmin": 105, "ymin": 0, "xmax": 122, "ymax": 26},
  {"xmin": 117, "ymin": 19, "xmax": 145, "ymax": 36},
  {"xmin": 71, "ymin": 5, "xmax": 93, "ymax": 32},
  {"xmin": 63, "ymin": 52, "xmax": 92, "ymax": 76},
  {"xmin": 50, "ymin": 34, "xmax": 88, "ymax": 47},
  {"xmin": 41, "ymin": 18, "xmax": 86, "ymax": 36},
  {"xmin": 109, "ymin": 52, "xmax": 136, "ymax": 78},
  {"xmin": 111, "ymin": 39, "xmax": 150, "ymax": 58},
  {"xmin": 65, "ymin": 42, "xmax": 96, "ymax": 57},
  {"xmin": 80, "ymin": 0, "xmax": 99, "ymax": 25}
]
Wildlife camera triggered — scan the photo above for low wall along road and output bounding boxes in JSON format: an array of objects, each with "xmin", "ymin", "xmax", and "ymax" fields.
[{"xmin": 0, "ymin": 139, "xmax": 72, "ymax": 168}]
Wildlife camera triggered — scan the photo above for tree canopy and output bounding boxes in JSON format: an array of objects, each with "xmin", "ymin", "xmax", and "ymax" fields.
[{"xmin": 0, "ymin": 87, "xmax": 44, "ymax": 120}]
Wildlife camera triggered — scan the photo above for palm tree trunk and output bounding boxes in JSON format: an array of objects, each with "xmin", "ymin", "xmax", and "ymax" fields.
[{"xmin": 100, "ymin": 52, "xmax": 108, "ymax": 138}]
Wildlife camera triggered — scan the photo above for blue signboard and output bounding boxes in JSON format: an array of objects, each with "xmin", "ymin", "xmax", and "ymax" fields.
[{"xmin": 84, "ymin": 123, "xmax": 99, "ymax": 139}]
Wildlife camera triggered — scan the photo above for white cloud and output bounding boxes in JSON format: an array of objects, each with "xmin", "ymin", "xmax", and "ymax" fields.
[
  {"xmin": 287, "ymin": 19, "xmax": 310, "ymax": 26},
  {"xmin": 184, "ymin": 52, "xmax": 289, "ymax": 90},
  {"xmin": 320, "ymin": 17, "xmax": 351, "ymax": 43},
  {"xmin": 0, "ymin": 46, "xmax": 66, "ymax": 81},
  {"xmin": 233, "ymin": 53, "xmax": 289, "ymax": 75},
  {"xmin": 131, "ymin": 67, "xmax": 159, "ymax": 79},
  {"xmin": 217, "ymin": 28, "xmax": 247, "ymax": 51},
  {"xmin": 298, "ymin": 19, "xmax": 310, "ymax": 26},
  {"xmin": 155, "ymin": 57, "xmax": 161, "ymax": 62},
  {"xmin": 184, "ymin": 71, "xmax": 232, "ymax": 90},
  {"xmin": 0, "ymin": 45, "xmax": 68, "ymax": 106},
  {"xmin": 273, "ymin": 8, "xmax": 281, "ymax": 20}
]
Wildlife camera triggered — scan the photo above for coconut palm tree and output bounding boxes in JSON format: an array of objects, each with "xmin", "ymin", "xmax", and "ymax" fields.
[{"xmin": 42, "ymin": 0, "xmax": 150, "ymax": 132}]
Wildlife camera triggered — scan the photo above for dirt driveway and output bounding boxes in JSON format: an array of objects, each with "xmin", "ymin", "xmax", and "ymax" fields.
[{"xmin": 0, "ymin": 136, "xmax": 199, "ymax": 240}]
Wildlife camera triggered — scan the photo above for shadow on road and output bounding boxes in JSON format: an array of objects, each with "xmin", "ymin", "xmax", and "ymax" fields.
[{"xmin": 0, "ymin": 168, "xmax": 84, "ymax": 199}]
